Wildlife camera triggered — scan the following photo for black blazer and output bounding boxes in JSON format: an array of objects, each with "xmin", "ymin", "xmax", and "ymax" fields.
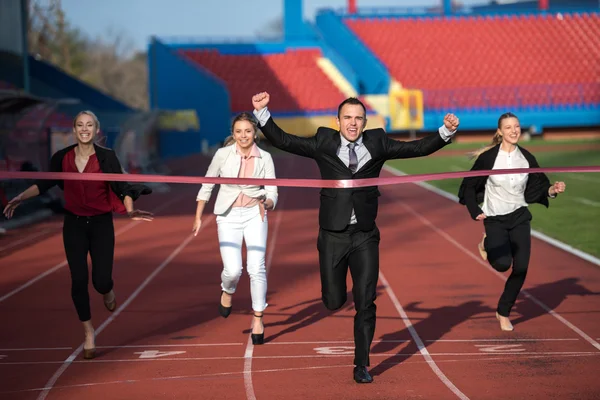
[
  {"xmin": 457, "ymin": 144, "xmax": 552, "ymax": 220},
  {"xmin": 35, "ymin": 143, "xmax": 152, "ymax": 203},
  {"xmin": 260, "ymin": 117, "xmax": 451, "ymax": 231}
]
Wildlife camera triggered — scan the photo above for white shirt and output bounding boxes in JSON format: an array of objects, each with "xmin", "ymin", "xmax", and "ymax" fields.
[
  {"xmin": 254, "ymin": 107, "xmax": 455, "ymax": 224},
  {"xmin": 481, "ymin": 146, "xmax": 529, "ymax": 217}
]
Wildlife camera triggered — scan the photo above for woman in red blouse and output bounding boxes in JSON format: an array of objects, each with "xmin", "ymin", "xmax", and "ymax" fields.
[{"xmin": 3, "ymin": 111, "xmax": 153, "ymax": 359}]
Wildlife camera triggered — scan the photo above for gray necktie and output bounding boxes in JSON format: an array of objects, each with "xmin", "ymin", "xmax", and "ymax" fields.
[{"xmin": 348, "ymin": 142, "xmax": 358, "ymax": 173}]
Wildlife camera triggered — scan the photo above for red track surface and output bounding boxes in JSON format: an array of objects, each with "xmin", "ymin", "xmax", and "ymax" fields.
[{"xmin": 1, "ymin": 154, "xmax": 599, "ymax": 399}]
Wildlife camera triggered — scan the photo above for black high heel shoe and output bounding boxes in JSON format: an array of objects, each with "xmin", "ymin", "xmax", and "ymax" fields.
[
  {"xmin": 251, "ymin": 313, "xmax": 264, "ymax": 345},
  {"xmin": 103, "ymin": 290, "xmax": 117, "ymax": 312},
  {"xmin": 219, "ymin": 291, "xmax": 232, "ymax": 318}
]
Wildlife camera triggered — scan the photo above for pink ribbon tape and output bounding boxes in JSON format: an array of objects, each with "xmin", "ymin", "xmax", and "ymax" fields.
[{"xmin": 0, "ymin": 166, "xmax": 598, "ymax": 188}]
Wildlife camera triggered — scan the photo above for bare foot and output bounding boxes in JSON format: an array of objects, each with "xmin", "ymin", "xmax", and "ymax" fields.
[{"xmin": 478, "ymin": 234, "xmax": 487, "ymax": 261}]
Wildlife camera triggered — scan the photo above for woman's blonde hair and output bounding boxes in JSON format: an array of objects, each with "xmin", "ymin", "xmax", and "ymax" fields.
[
  {"xmin": 224, "ymin": 112, "xmax": 260, "ymax": 147},
  {"xmin": 73, "ymin": 110, "xmax": 101, "ymax": 131},
  {"xmin": 468, "ymin": 112, "xmax": 518, "ymax": 159}
]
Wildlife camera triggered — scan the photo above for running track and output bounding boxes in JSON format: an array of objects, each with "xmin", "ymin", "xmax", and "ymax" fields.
[{"xmin": 0, "ymin": 153, "xmax": 599, "ymax": 399}]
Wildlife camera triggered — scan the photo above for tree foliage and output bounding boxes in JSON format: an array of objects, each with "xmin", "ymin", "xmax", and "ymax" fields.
[{"xmin": 27, "ymin": 0, "xmax": 148, "ymax": 110}]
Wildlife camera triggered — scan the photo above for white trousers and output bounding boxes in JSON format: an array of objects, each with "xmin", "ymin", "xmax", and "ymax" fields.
[{"xmin": 216, "ymin": 205, "xmax": 268, "ymax": 312}]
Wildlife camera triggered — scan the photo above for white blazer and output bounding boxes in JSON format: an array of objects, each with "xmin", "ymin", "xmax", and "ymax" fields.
[{"xmin": 196, "ymin": 144, "xmax": 278, "ymax": 215}]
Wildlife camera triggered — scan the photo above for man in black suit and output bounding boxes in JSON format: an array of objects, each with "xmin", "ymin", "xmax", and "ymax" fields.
[{"xmin": 252, "ymin": 92, "xmax": 459, "ymax": 383}]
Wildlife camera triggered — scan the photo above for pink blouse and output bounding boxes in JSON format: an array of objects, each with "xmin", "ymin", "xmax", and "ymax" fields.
[{"xmin": 232, "ymin": 144, "xmax": 265, "ymax": 219}]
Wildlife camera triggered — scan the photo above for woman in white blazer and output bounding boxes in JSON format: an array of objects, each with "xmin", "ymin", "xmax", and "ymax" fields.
[{"xmin": 193, "ymin": 112, "xmax": 278, "ymax": 345}]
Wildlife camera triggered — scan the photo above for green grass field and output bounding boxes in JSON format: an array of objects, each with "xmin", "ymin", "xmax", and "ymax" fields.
[{"xmin": 386, "ymin": 139, "xmax": 600, "ymax": 258}]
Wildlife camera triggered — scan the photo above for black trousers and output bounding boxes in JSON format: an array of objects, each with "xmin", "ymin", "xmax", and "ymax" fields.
[
  {"xmin": 63, "ymin": 212, "xmax": 115, "ymax": 321},
  {"xmin": 483, "ymin": 207, "xmax": 532, "ymax": 317},
  {"xmin": 317, "ymin": 224, "xmax": 380, "ymax": 367}
]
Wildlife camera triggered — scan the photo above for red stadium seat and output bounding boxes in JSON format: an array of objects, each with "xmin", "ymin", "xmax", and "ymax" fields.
[
  {"xmin": 346, "ymin": 13, "xmax": 600, "ymax": 109},
  {"xmin": 179, "ymin": 48, "xmax": 348, "ymax": 113}
]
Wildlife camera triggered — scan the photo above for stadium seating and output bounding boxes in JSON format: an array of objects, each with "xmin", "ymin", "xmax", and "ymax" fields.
[
  {"xmin": 179, "ymin": 48, "xmax": 348, "ymax": 113},
  {"xmin": 345, "ymin": 13, "xmax": 600, "ymax": 110}
]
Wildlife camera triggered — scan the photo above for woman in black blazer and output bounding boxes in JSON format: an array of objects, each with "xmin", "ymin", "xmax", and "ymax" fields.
[
  {"xmin": 458, "ymin": 112, "xmax": 565, "ymax": 332},
  {"xmin": 3, "ymin": 111, "xmax": 153, "ymax": 359}
]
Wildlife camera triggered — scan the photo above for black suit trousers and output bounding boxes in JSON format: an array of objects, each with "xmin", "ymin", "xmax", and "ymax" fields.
[{"xmin": 317, "ymin": 224, "xmax": 380, "ymax": 366}]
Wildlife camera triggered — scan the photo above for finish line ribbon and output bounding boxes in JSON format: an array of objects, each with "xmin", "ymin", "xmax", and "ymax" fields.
[{"xmin": 0, "ymin": 166, "xmax": 598, "ymax": 189}]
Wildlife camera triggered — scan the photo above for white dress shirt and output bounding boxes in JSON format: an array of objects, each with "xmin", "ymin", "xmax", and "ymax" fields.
[
  {"xmin": 481, "ymin": 146, "xmax": 529, "ymax": 217},
  {"xmin": 254, "ymin": 107, "xmax": 456, "ymax": 224}
]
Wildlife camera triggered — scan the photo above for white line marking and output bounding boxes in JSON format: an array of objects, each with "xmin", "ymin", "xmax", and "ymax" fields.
[
  {"xmin": 0, "ymin": 227, "xmax": 58, "ymax": 253},
  {"xmin": 3, "ymin": 351, "xmax": 597, "ymax": 366},
  {"xmin": 574, "ymin": 197, "xmax": 600, "ymax": 207},
  {"xmin": 36, "ymin": 218, "xmax": 212, "ymax": 400},
  {"xmin": 96, "ymin": 343, "xmax": 243, "ymax": 349},
  {"xmin": 5, "ymin": 353, "xmax": 599, "ymax": 395},
  {"xmin": 380, "ymin": 272, "xmax": 469, "ymax": 400},
  {"xmin": 0, "ymin": 338, "xmax": 575, "ymax": 352},
  {"xmin": 134, "ymin": 350, "xmax": 187, "ymax": 359},
  {"xmin": 314, "ymin": 346, "xmax": 354, "ymax": 354},
  {"xmin": 475, "ymin": 344, "xmax": 525, "ymax": 352},
  {"xmin": 398, "ymin": 200, "xmax": 600, "ymax": 352},
  {"xmin": 266, "ymin": 340, "xmax": 409, "ymax": 345},
  {"xmin": 0, "ymin": 195, "xmax": 187, "ymax": 303},
  {"xmin": 426, "ymin": 338, "xmax": 579, "ymax": 342},
  {"xmin": 382, "ymin": 165, "xmax": 600, "ymax": 267},
  {"xmin": 265, "ymin": 338, "xmax": 577, "ymax": 344},
  {"xmin": 529, "ymin": 230, "xmax": 600, "ymax": 266},
  {"xmin": 243, "ymin": 337, "xmax": 256, "ymax": 400},
  {"xmin": 0, "ymin": 347, "xmax": 72, "ymax": 351},
  {"xmin": 244, "ymin": 195, "xmax": 286, "ymax": 400}
]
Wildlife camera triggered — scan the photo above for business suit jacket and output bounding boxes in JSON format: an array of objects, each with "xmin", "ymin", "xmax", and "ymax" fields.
[
  {"xmin": 197, "ymin": 143, "xmax": 278, "ymax": 215},
  {"xmin": 35, "ymin": 143, "xmax": 152, "ymax": 207},
  {"xmin": 260, "ymin": 117, "xmax": 451, "ymax": 231},
  {"xmin": 457, "ymin": 144, "xmax": 553, "ymax": 220}
]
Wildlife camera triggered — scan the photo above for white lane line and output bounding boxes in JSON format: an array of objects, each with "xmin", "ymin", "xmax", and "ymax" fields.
[
  {"xmin": 4, "ymin": 352, "xmax": 598, "ymax": 395},
  {"xmin": 0, "ymin": 347, "xmax": 72, "ymax": 351},
  {"xmin": 265, "ymin": 340, "xmax": 409, "ymax": 345},
  {"xmin": 0, "ymin": 194, "xmax": 187, "ymax": 303},
  {"xmin": 3, "ymin": 351, "xmax": 597, "ymax": 366},
  {"xmin": 426, "ymin": 338, "xmax": 579, "ymax": 342},
  {"xmin": 380, "ymin": 272, "xmax": 470, "ymax": 399},
  {"xmin": 0, "ymin": 338, "xmax": 578, "ymax": 352},
  {"xmin": 244, "ymin": 194, "xmax": 286, "ymax": 400},
  {"xmin": 97, "ymin": 343, "xmax": 243, "ymax": 349},
  {"xmin": 399, "ymin": 201, "xmax": 600, "ymax": 352},
  {"xmin": 263, "ymin": 338, "xmax": 578, "ymax": 344},
  {"xmin": 382, "ymin": 165, "xmax": 600, "ymax": 267},
  {"xmin": 35, "ymin": 217, "xmax": 213, "ymax": 400}
]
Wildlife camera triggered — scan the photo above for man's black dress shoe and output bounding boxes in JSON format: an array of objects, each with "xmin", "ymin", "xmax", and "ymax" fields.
[{"xmin": 353, "ymin": 366, "xmax": 373, "ymax": 383}]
